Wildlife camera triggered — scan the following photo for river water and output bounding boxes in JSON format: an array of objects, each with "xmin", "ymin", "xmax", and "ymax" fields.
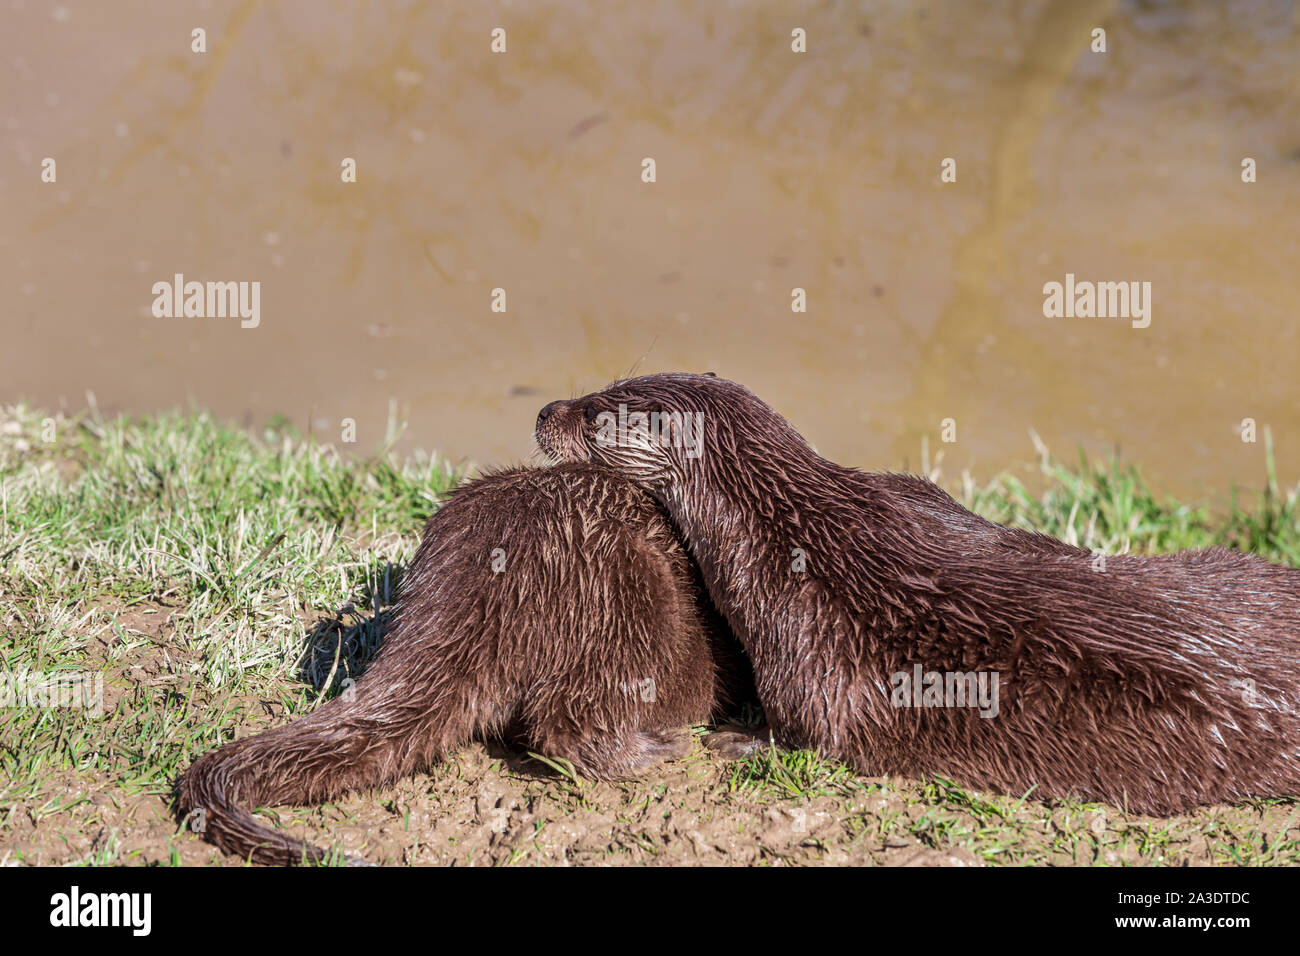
[{"xmin": 3, "ymin": 0, "xmax": 1298, "ymax": 498}]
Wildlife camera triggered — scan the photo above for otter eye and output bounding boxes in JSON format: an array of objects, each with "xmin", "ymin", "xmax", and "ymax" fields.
[{"xmin": 583, "ymin": 404, "xmax": 599, "ymax": 425}]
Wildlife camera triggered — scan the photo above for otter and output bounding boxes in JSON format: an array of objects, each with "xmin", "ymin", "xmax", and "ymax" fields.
[
  {"xmin": 535, "ymin": 373, "xmax": 1300, "ymax": 814},
  {"xmin": 177, "ymin": 463, "xmax": 750, "ymax": 865}
]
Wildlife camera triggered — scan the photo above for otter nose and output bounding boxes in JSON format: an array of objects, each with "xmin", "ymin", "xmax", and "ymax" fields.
[{"xmin": 536, "ymin": 400, "xmax": 561, "ymax": 429}]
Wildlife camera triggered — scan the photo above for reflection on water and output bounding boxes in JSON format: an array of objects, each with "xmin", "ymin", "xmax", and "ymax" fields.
[{"xmin": 3, "ymin": 0, "xmax": 1299, "ymax": 499}]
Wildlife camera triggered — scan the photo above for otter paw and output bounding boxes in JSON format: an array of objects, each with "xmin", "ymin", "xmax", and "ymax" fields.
[
  {"xmin": 704, "ymin": 725, "xmax": 772, "ymax": 759},
  {"xmin": 640, "ymin": 728, "xmax": 694, "ymax": 761}
]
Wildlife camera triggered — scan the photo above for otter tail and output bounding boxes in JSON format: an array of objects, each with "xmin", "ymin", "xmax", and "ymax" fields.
[{"xmin": 177, "ymin": 672, "xmax": 470, "ymax": 866}]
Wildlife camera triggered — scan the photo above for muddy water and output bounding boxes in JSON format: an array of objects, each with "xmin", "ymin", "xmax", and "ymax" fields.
[{"xmin": 3, "ymin": 0, "xmax": 1298, "ymax": 498}]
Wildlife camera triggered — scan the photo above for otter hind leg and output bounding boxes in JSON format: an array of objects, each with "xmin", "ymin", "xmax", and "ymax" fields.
[
  {"xmin": 704, "ymin": 724, "xmax": 773, "ymax": 760},
  {"xmin": 529, "ymin": 725, "xmax": 697, "ymax": 781},
  {"xmin": 637, "ymin": 727, "xmax": 695, "ymax": 763}
]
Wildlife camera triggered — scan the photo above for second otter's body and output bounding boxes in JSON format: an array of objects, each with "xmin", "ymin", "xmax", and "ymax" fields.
[
  {"xmin": 536, "ymin": 373, "xmax": 1300, "ymax": 814},
  {"xmin": 178, "ymin": 463, "xmax": 748, "ymax": 864}
]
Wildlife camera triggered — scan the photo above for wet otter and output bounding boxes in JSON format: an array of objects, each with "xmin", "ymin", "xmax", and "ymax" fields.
[
  {"xmin": 178, "ymin": 463, "xmax": 749, "ymax": 865},
  {"xmin": 535, "ymin": 372, "xmax": 1300, "ymax": 814}
]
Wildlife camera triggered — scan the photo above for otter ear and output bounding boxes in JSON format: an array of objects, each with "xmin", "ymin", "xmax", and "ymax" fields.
[{"xmin": 703, "ymin": 371, "xmax": 717, "ymax": 377}]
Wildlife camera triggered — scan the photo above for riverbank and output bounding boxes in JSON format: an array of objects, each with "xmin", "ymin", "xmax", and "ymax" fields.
[{"xmin": 2, "ymin": 404, "xmax": 1296, "ymax": 865}]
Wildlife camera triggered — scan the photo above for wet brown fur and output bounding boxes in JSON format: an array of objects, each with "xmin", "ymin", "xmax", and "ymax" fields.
[
  {"xmin": 536, "ymin": 372, "xmax": 1300, "ymax": 814},
  {"xmin": 177, "ymin": 463, "xmax": 749, "ymax": 865}
]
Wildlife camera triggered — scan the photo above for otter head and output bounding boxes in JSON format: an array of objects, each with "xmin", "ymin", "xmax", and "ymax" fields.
[{"xmin": 535, "ymin": 372, "xmax": 813, "ymax": 497}]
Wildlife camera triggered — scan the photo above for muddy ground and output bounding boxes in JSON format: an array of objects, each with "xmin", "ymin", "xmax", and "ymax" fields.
[{"xmin": 4, "ymin": 599, "xmax": 1296, "ymax": 868}]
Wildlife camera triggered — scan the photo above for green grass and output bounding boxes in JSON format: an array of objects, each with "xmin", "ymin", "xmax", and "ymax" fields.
[
  {"xmin": 960, "ymin": 428, "xmax": 1300, "ymax": 561},
  {"xmin": 727, "ymin": 742, "xmax": 864, "ymax": 800},
  {"xmin": 0, "ymin": 404, "xmax": 461, "ymax": 830},
  {"xmin": 2, "ymin": 403, "xmax": 1298, "ymax": 865}
]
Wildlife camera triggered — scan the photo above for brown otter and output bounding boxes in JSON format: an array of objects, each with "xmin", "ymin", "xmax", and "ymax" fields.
[
  {"xmin": 535, "ymin": 372, "xmax": 1300, "ymax": 814},
  {"xmin": 177, "ymin": 463, "xmax": 750, "ymax": 865}
]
